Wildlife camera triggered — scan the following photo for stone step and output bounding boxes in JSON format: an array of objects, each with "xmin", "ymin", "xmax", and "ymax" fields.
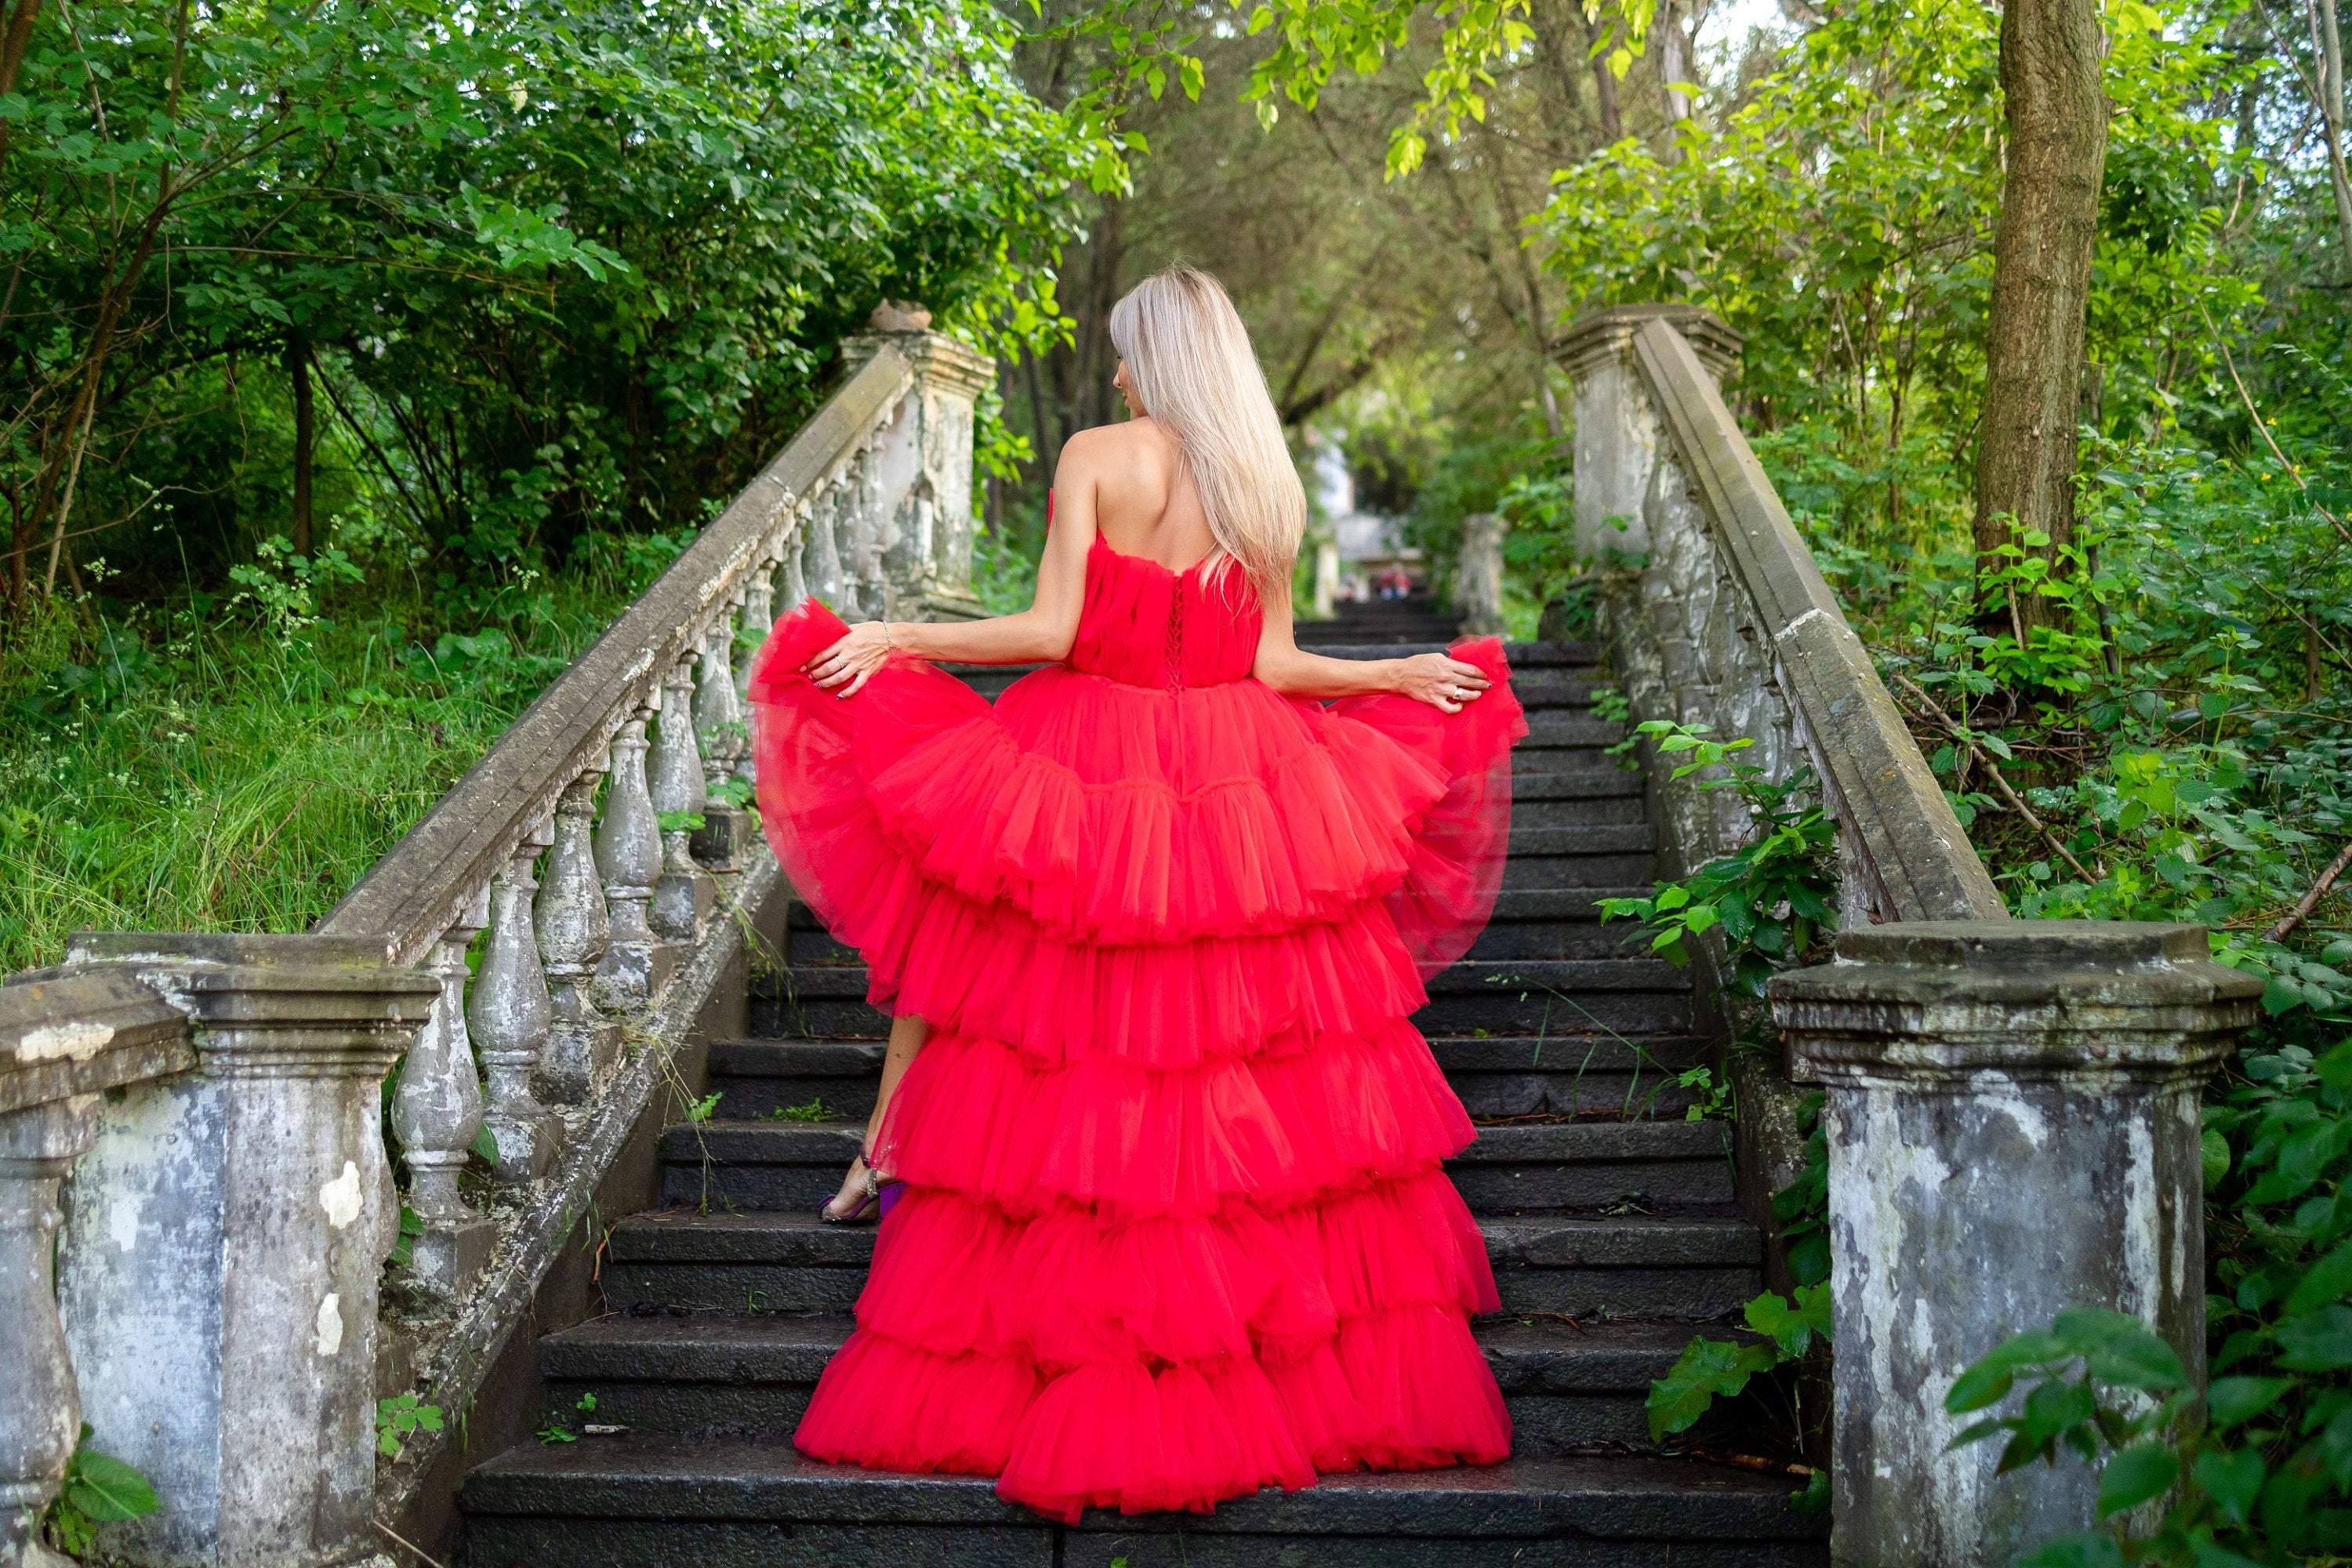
[
  {"xmin": 780, "ymin": 895, "xmax": 1650, "ymax": 969},
  {"xmin": 747, "ymin": 960, "xmax": 1694, "ymax": 1044},
  {"xmin": 1518, "ymin": 713, "xmax": 1625, "ymax": 750},
  {"xmin": 461, "ymin": 1439, "xmax": 1825, "ymax": 1568},
  {"xmin": 659, "ymin": 1117, "xmax": 1733, "ymax": 1216},
  {"xmin": 602, "ymin": 1212, "xmax": 1761, "ymax": 1319},
  {"xmin": 1294, "ymin": 641, "xmax": 1604, "ymax": 668},
  {"xmin": 1432, "ymin": 1034, "xmax": 1713, "ymax": 1119},
  {"xmin": 532, "ymin": 1314, "xmax": 1720, "ymax": 1457},
  {"xmin": 701, "ymin": 1029, "xmax": 1713, "ymax": 1123},
  {"xmin": 1510, "ymin": 766, "xmax": 1642, "ymax": 800}
]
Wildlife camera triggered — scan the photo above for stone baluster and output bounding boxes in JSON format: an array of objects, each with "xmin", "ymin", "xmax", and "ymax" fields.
[
  {"xmin": 691, "ymin": 608, "xmax": 751, "ymax": 872},
  {"xmin": 734, "ymin": 560, "xmax": 779, "ymax": 793},
  {"xmin": 1771, "ymin": 921, "xmax": 2263, "ymax": 1567},
  {"xmin": 390, "ymin": 886, "xmax": 495, "ymax": 1296},
  {"xmin": 1457, "ymin": 511, "xmax": 1508, "ymax": 637},
  {"xmin": 782, "ymin": 521, "xmax": 809, "ymax": 610},
  {"xmin": 843, "ymin": 456, "xmax": 884, "ymax": 613},
  {"xmin": 736, "ymin": 558, "xmax": 775, "ymax": 711},
  {"xmin": 595, "ymin": 708, "xmax": 669, "ymax": 1004},
  {"xmin": 537, "ymin": 771, "xmax": 619, "ymax": 1103},
  {"xmin": 472, "ymin": 825, "xmax": 559, "ymax": 1184},
  {"xmin": 806, "ymin": 481, "xmax": 845, "ymax": 611},
  {"xmin": 829, "ymin": 482, "xmax": 869, "ymax": 619},
  {"xmin": 0, "ymin": 1094, "xmax": 99, "ymax": 1568},
  {"xmin": 648, "ymin": 662, "xmax": 713, "ymax": 942}
]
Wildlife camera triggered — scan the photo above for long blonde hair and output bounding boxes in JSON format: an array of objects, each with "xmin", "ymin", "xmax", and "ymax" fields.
[{"xmin": 1107, "ymin": 266, "xmax": 1305, "ymax": 592}]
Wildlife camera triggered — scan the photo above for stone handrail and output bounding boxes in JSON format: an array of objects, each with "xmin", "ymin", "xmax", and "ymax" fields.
[
  {"xmin": 0, "ymin": 311, "xmax": 995, "ymax": 1568},
  {"xmin": 1555, "ymin": 305, "xmax": 2002, "ymax": 926}
]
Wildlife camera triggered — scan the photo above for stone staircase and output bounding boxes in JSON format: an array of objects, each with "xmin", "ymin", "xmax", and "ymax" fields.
[{"xmin": 456, "ymin": 598, "xmax": 1829, "ymax": 1566}]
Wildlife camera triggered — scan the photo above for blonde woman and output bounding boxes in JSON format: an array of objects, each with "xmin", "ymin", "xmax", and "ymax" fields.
[{"xmin": 748, "ymin": 266, "xmax": 1524, "ymax": 1519}]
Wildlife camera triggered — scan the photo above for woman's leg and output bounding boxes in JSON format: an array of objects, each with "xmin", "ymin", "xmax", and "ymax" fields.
[{"xmin": 822, "ymin": 1012, "xmax": 930, "ymax": 1219}]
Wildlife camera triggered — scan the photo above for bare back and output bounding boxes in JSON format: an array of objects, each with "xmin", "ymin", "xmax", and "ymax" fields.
[{"xmin": 1081, "ymin": 418, "xmax": 1218, "ymax": 572}]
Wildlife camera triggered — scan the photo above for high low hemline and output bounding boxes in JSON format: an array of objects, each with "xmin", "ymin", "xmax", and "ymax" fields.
[{"xmin": 748, "ymin": 546, "xmax": 1525, "ymax": 1523}]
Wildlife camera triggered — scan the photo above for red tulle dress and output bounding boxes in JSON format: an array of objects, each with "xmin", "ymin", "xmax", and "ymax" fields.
[{"xmin": 746, "ymin": 524, "xmax": 1526, "ymax": 1523}]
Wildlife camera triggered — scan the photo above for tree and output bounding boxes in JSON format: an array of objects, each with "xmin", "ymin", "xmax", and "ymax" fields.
[{"xmin": 1972, "ymin": 0, "xmax": 2111, "ymax": 636}]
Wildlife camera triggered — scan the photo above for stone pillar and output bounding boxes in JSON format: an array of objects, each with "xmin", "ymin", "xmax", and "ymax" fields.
[
  {"xmin": 1457, "ymin": 512, "xmax": 1508, "ymax": 637},
  {"xmin": 649, "ymin": 662, "xmax": 714, "ymax": 944},
  {"xmin": 474, "ymin": 828, "xmax": 559, "ymax": 1184},
  {"xmin": 596, "ymin": 708, "xmax": 670, "ymax": 1006},
  {"xmin": 1552, "ymin": 303, "xmax": 1741, "ymax": 562},
  {"xmin": 537, "ymin": 771, "xmax": 619, "ymax": 1102},
  {"xmin": 1, "ymin": 1095, "xmax": 98, "ymax": 1568},
  {"xmin": 841, "ymin": 301, "xmax": 993, "ymax": 622},
  {"xmin": 690, "ymin": 610, "xmax": 753, "ymax": 873},
  {"xmin": 1769, "ymin": 921, "xmax": 2263, "ymax": 1568},
  {"xmin": 53, "ymin": 933, "xmax": 435, "ymax": 1568},
  {"xmin": 390, "ymin": 888, "xmax": 494, "ymax": 1296}
]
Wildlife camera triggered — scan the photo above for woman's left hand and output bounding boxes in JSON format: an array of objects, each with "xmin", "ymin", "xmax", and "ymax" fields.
[{"xmin": 805, "ymin": 621, "xmax": 894, "ymax": 698}]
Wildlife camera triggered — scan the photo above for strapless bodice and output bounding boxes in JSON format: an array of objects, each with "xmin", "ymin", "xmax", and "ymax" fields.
[{"xmin": 1067, "ymin": 534, "xmax": 1264, "ymax": 688}]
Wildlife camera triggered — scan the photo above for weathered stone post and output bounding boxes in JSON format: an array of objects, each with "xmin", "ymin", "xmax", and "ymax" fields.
[
  {"xmin": 52, "ymin": 933, "xmax": 435, "ymax": 1568},
  {"xmin": 1457, "ymin": 511, "xmax": 1508, "ymax": 637},
  {"xmin": 841, "ymin": 300, "xmax": 993, "ymax": 622},
  {"xmin": 1552, "ymin": 303, "xmax": 1742, "ymax": 565},
  {"xmin": 1, "ymin": 1095, "xmax": 98, "ymax": 1568},
  {"xmin": 391, "ymin": 887, "xmax": 494, "ymax": 1295},
  {"xmin": 691, "ymin": 608, "xmax": 753, "ymax": 873},
  {"xmin": 1770, "ymin": 921, "xmax": 2263, "ymax": 1568}
]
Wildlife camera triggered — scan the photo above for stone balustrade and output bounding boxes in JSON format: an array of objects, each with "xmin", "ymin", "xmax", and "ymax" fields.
[
  {"xmin": 1561, "ymin": 307, "xmax": 2260, "ymax": 1564},
  {"xmin": 0, "ymin": 310, "xmax": 993, "ymax": 1568}
]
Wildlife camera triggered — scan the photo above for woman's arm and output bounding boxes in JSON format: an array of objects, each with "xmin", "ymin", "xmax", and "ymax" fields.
[
  {"xmin": 805, "ymin": 435, "xmax": 1105, "ymax": 695},
  {"xmin": 1253, "ymin": 592, "xmax": 1494, "ymax": 712}
]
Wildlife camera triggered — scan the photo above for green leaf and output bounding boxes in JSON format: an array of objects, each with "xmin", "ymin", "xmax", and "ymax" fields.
[
  {"xmin": 2017, "ymin": 1534, "xmax": 2126, "ymax": 1568},
  {"xmin": 1944, "ymin": 1361, "xmax": 2015, "ymax": 1416},
  {"xmin": 66, "ymin": 1449, "xmax": 159, "ymax": 1523},
  {"xmin": 2288, "ymin": 1237, "xmax": 2352, "ymax": 1314},
  {"xmin": 2094, "ymin": 1442, "xmax": 2177, "ymax": 1518},
  {"xmin": 1644, "ymin": 1336, "xmax": 1777, "ymax": 1441},
  {"xmin": 2202, "ymin": 1127, "xmax": 2230, "ymax": 1190},
  {"xmin": 2205, "ymin": 1375, "xmax": 2292, "ymax": 1428},
  {"xmin": 2277, "ymin": 1305, "xmax": 2352, "ymax": 1370},
  {"xmin": 2191, "ymin": 1447, "xmax": 2265, "ymax": 1528}
]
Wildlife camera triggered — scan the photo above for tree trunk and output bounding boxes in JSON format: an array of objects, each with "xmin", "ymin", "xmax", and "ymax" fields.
[
  {"xmin": 1583, "ymin": 12, "xmax": 1624, "ymax": 141},
  {"xmin": 1973, "ymin": 0, "xmax": 2110, "ymax": 637},
  {"xmin": 289, "ymin": 334, "xmax": 314, "ymax": 556},
  {"xmin": 2311, "ymin": 0, "xmax": 2352, "ymax": 274}
]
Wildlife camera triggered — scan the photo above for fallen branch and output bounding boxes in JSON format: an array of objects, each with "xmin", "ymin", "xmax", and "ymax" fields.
[
  {"xmin": 1890, "ymin": 670, "xmax": 2101, "ymax": 885},
  {"xmin": 2269, "ymin": 840, "xmax": 2352, "ymax": 944}
]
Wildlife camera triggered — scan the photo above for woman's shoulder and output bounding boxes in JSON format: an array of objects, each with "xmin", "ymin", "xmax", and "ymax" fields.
[{"xmin": 1061, "ymin": 418, "xmax": 1176, "ymax": 466}]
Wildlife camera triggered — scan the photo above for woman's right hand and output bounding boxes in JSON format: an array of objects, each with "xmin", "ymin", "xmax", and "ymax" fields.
[{"xmin": 1395, "ymin": 652, "xmax": 1491, "ymax": 713}]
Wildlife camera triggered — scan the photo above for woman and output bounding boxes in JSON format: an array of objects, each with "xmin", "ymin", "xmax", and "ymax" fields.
[{"xmin": 746, "ymin": 265, "xmax": 1523, "ymax": 1523}]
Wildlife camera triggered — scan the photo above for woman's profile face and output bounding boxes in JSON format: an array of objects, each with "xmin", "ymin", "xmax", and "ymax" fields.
[{"xmin": 1112, "ymin": 359, "xmax": 1145, "ymax": 419}]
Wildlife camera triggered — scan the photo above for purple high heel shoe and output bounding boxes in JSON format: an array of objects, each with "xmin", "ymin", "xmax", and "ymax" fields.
[{"xmin": 817, "ymin": 1153, "xmax": 903, "ymax": 1225}]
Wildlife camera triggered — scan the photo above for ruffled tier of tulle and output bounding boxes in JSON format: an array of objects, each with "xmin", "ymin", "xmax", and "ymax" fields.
[
  {"xmin": 872, "ymin": 1022, "xmax": 1474, "ymax": 1221},
  {"xmin": 795, "ymin": 1301, "xmax": 1509, "ymax": 1520},
  {"xmin": 831, "ymin": 874, "xmax": 1429, "ymax": 1069},
  {"xmin": 748, "ymin": 601, "xmax": 1525, "ymax": 958},
  {"xmin": 795, "ymin": 1172, "xmax": 1510, "ymax": 1521}
]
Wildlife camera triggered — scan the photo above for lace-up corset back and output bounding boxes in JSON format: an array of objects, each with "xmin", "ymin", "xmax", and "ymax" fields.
[{"xmin": 1069, "ymin": 534, "xmax": 1263, "ymax": 688}]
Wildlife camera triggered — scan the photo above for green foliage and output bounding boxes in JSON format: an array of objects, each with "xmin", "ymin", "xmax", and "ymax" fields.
[
  {"xmin": 1598, "ymin": 722, "xmax": 1839, "ymax": 996},
  {"xmin": 376, "ymin": 1396, "xmax": 445, "ymax": 1461},
  {"xmin": 768, "ymin": 1099, "xmax": 832, "ymax": 1123},
  {"xmin": 1647, "ymin": 1284, "xmax": 1831, "ymax": 1443},
  {"xmin": 44, "ymin": 1425, "xmax": 161, "ymax": 1558},
  {"xmin": 1947, "ymin": 1033, "xmax": 2352, "ymax": 1563}
]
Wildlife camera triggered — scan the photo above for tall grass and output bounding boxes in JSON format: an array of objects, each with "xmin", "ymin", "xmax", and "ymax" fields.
[{"xmin": 0, "ymin": 547, "xmax": 673, "ymax": 972}]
